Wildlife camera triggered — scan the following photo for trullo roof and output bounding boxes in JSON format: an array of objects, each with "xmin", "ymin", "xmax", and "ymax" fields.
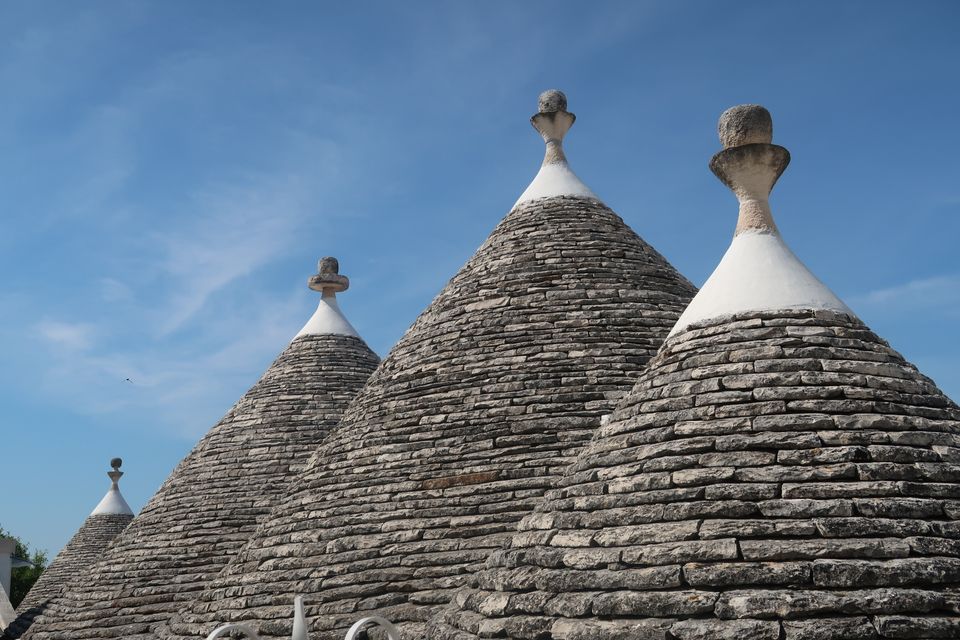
[
  {"xmin": 13, "ymin": 258, "xmax": 379, "ymax": 640},
  {"xmin": 158, "ymin": 90, "xmax": 697, "ymax": 640},
  {"xmin": 4, "ymin": 460, "xmax": 134, "ymax": 639},
  {"xmin": 430, "ymin": 105, "xmax": 960, "ymax": 640}
]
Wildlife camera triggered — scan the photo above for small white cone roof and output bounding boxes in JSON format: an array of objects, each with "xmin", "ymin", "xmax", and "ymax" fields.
[{"xmin": 90, "ymin": 460, "xmax": 134, "ymax": 516}]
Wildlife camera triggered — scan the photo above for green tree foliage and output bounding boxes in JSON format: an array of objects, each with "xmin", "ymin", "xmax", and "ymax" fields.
[{"xmin": 0, "ymin": 526, "xmax": 47, "ymax": 608}]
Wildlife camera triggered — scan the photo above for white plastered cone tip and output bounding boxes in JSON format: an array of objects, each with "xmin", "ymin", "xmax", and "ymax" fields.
[
  {"xmin": 670, "ymin": 230, "xmax": 852, "ymax": 336},
  {"xmin": 515, "ymin": 162, "xmax": 597, "ymax": 206},
  {"xmin": 295, "ymin": 294, "xmax": 360, "ymax": 339},
  {"xmin": 669, "ymin": 104, "xmax": 854, "ymax": 337},
  {"xmin": 514, "ymin": 90, "xmax": 598, "ymax": 207}
]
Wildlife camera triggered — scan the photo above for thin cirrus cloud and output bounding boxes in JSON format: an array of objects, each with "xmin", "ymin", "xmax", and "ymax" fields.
[
  {"xmin": 850, "ymin": 274, "xmax": 960, "ymax": 314},
  {"xmin": 0, "ymin": 11, "xmax": 364, "ymax": 434},
  {"xmin": 31, "ymin": 285, "xmax": 309, "ymax": 439},
  {"xmin": 34, "ymin": 319, "xmax": 97, "ymax": 351},
  {"xmin": 152, "ymin": 171, "xmax": 324, "ymax": 337},
  {"xmin": 26, "ymin": 142, "xmax": 349, "ymax": 435}
]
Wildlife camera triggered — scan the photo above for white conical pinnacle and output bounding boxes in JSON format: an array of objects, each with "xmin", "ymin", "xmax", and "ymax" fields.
[{"xmin": 291, "ymin": 595, "xmax": 308, "ymax": 640}]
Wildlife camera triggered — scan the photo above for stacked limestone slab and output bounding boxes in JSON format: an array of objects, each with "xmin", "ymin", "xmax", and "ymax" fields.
[
  {"xmin": 431, "ymin": 107, "xmax": 960, "ymax": 639},
  {"xmin": 14, "ymin": 260, "xmax": 379, "ymax": 640},
  {"xmin": 4, "ymin": 462, "xmax": 134, "ymax": 639},
  {"xmin": 158, "ymin": 91, "xmax": 696, "ymax": 640}
]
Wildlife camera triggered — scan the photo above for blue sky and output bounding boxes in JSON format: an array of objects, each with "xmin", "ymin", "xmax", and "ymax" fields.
[{"xmin": 2, "ymin": 1, "xmax": 958, "ymax": 557}]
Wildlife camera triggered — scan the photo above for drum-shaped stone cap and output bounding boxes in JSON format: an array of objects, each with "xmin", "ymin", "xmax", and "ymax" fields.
[
  {"xmin": 538, "ymin": 89, "xmax": 567, "ymax": 114},
  {"xmin": 318, "ymin": 256, "xmax": 339, "ymax": 275},
  {"xmin": 718, "ymin": 104, "xmax": 773, "ymax": 148},
  {"xmin": 309, "ymin": 256, "xmax": 349, "ymax": 293}
]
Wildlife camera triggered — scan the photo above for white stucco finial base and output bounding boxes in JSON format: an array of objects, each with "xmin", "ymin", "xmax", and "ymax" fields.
[
  {"xmin": 91, "ymin": 469, "xmax": 134, "ymax": 516},
  {"xmin": 295, "ymin": 293, "xmax": 360, "ymax": 339},
  {"xmin": 515, "ymin": 162, "xmax": 597, "ymax": 207},
  {"xmin": 669, "ymin": 230, "xmax": 852, "ymax": 336}
]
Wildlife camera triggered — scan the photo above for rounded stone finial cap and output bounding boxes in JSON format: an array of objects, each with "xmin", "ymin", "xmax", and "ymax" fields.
[
  {"xmin": 538, "ymin": 89, "xmax": 567, "ymax": 114},
  {"xmin": 110, "ymin": 457, "xmax": 123, "ymax": 470},
  {"xmin": 309, "ymin": 256, "xmax": 349, "ymax": 294},
  {"xmin": 718, "ymin": 104, "xmax": 773, "ymax": 148},
  {"xmin": 318, "ymin": 256, "xmax": 340, "ymax": 276}
]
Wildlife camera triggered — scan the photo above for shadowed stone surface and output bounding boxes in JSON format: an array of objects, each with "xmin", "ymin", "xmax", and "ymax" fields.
[
  {"xmin": 4, "ymin": 513, "xmax": 132, "ymax": 639},
  {"xmin": 430, "ymin": 309, "xmax": 960, "ymax": 639},
  {"xmin": 14, "ymin": 333, "xmax": 379, "ymax": 640},
  {"xmin": 159, "ymin": 195, "xmax": 696, "ymax": 640}
]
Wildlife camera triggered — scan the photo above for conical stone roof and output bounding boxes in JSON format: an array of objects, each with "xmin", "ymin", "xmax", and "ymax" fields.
[
  {"xmin": 4, "ymin": 461, "xmax": 134, "ymax": 639},
  {"xmin": 159, "ymin": 91, "xmax": 697, "ymax": 640},
  {"xmin": 14, "ymin": 259, "xmax": 379, "ymax": 640},
  {"xmin": 431, "ymin": 106, "xmax": 960, "ymax": 640}
]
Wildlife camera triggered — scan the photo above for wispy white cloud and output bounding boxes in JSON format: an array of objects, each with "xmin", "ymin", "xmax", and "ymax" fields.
[
  {"xmin": 24, "ymin": 135, "xmax": 348, "ymax": 435},
  {"xmin": 850, "ymin": 274, "xmax": 960, "ymax": 312},
  {"xmin": 99, "ymin": 277, "xmax": 133, "ymax": 303},
  {"xmin": 0, "ymin": 16, "xmax": 362, "ymax": 441},
  {"xmin": 31, "ymin": 285, "xmax": 307, "ymax": 438},
  {"xmin": 154, "ymin": 175, "xmax": 312, "ymax": 336},
  {"xmin": 35, "ymin": 319, "xmax": 97, "ymax": 351}
]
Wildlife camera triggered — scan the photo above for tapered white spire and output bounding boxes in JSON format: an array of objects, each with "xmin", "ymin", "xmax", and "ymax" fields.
[
  {"xmin": 291, "ymin": 596, "xmax": 307, "ymax": 640},
  {"xmin": 670, "ymin": 104, "xmax": 852, "ymax": 336},
  {"xmin": 91, "ymin": 458, "xmax": 134, "ymax": 516},
  {"xmin": 295, "ymin": 257, "xmax": 360, "ymax": 339},
  {"xmin": 514, "ymin": 90, "xmax": 597, "ymax": 206}
]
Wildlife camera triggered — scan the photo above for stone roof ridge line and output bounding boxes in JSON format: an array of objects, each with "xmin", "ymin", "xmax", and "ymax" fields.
[
  {"xmin": 668, "ymin": 103, "xmax": 853, "ymax": 336},
  {"xmin": 89, "ymin": 457, "xmax": 134, "ymax": 516},
  {"xmin": 513, "ymin": 89, "xmax": 598, "ymax": 207},
  {"xmin": 295, "ymin": 256, "xmax": 361, "ymax": 339}
]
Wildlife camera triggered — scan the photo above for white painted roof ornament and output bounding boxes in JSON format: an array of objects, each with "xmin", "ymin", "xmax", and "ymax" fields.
[
  {"xmin": 204, "ymin": 623, "xmax": 261, "ymax": 640},
  {"xmin": 203, "ymin": 596, "xmax": 306, "ymax": 640},
  {"xmin": 669, "ymin": 104, "xmax": 852, "ymax": 336},
  {"xmin": 295, "ymin": 256, "xmax": 361, "ymax": 339},
  {"xmin": 291, "ymin": 595, "xmax": 308, "ymax": 640},
  {"xmin": 344, "ymin": 616, "xmax": 401, "ymax": 640},
  {"xmin": 90, "ymin": 458, "xmax": 135, "ymax": 516},
  {"xmin": 212, "ymin": 596, "xmax": 401, "ymax": 640},
  {"xmin": 514, "ymin": 89, "xmax": 598, "ymax": 206}
]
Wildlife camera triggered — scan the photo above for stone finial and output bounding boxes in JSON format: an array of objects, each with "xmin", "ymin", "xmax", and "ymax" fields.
[
  {"xmin": 718, "ymin": 104, "xmax": 773, "ymax": 148},
  {"xmin": 295, "ymin": 256, "xmax": 361, "ymax": 338},
  {"xmin": 92, "ymin": 456, "xmax": 135, "ymax": 515},
  {"xmin": 308, "ymin": 256, "xmax": 349, "ymax": 295},
  {"xmin": 108, "ymin": 457, "xmax": 124, "ymax": 484},
  {"xmin": 318, "ymin": 257, "xmax": 339, "ymax": 275},
  {"xmin": 514, "ymin": 89, "xmax": 598, "ymax": 205},
  {"xmin": 538, "ymin": 89, "xmax": 567, "ymax": 113},
  {"xmin": 531, "ymin": 89, "xmax": 576, "ymax": 166},
  {"xmin": 709, "ymin": 104, "xmax": 790, "ymax": 236}
]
